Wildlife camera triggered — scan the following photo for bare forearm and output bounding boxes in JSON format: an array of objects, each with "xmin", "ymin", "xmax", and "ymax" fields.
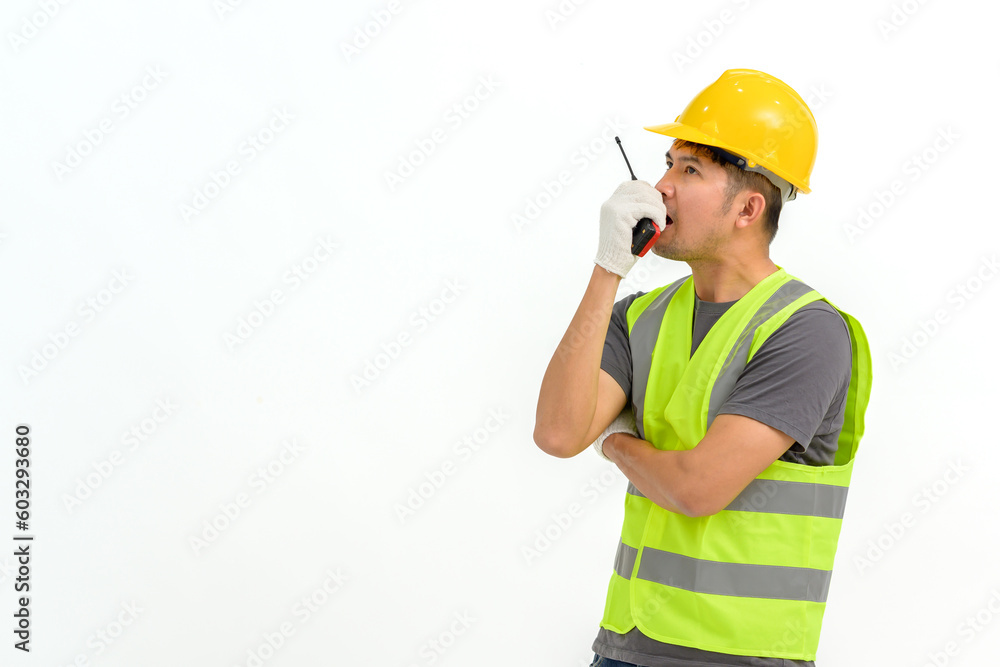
[
  {"xmin": 534, "ymin": 265, "xmax": 621, "ymax": 452},
  {"xmin": 604, "ymin": 433, "xmax": 693, "ymax": 515}
]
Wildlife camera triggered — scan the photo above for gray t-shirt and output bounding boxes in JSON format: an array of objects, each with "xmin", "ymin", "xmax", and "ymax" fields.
[{"xmin": 592, "ymin": 287, "xmax": 853, "ymax": 667}]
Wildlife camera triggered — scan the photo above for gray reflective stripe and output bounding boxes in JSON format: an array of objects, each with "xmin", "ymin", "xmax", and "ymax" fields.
[
  {"xmin": 636, "ymin": 546, "xmax": 832, "ymax": 603},
  {"xmin": 630, "ymin": 278, "xmax": 687, "ymax": 441},
  {"xmin": 629, "ymin": 478, "xmax": 846, "ymax": 519},
  {"xmin": 725, "ymin": 479, "xmax": 849, "ymax": 519},
  {"xmin": 625, "ymin": 479, "xmax": 847, "ymax": 519},
  {"xmin": 706, "ymin": 280, "xmax": 815, "ymax": 427},
  {"xmin": 613, "ymin": 540, "xmax": 638, "ymax": 579},
  {"xmin": 626, "ymin": 481, "xmax": 645, "ymax": 498}
]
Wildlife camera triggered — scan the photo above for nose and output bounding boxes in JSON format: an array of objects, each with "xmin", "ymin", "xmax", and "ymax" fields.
[{"xmin": 654, "ymin": 170, "xmax": 674, "ymax": 200}]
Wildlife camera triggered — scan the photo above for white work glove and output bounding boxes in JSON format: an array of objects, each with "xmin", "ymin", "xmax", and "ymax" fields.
[
  {"xmin": 592, "ymin": 407, "xmax": 639, "ymax": 462},
  {"xmin": 595, "ymin": 180, "xmax": 666, "ymax": 278}
]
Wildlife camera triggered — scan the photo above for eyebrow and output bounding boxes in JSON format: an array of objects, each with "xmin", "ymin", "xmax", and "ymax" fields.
[{"xmin": 665, "ymin": 151, "xmax": 702, "ymax": 165}]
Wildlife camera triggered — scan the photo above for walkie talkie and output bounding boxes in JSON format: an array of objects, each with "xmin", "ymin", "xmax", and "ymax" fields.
[{"xmin": 615, "ymin": 136, "xmax": 661, "ymax": 257}]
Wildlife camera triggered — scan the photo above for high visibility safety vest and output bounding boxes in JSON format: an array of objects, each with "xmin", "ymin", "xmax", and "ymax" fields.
[{"xmin": 599, "ymin": 266, "xmax": 873, "ymax": 661}]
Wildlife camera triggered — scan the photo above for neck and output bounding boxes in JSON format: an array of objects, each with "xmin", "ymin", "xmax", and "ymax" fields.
[{"xmin": 687, "ymin": 253, "xmax": 779, "ymax": 303}]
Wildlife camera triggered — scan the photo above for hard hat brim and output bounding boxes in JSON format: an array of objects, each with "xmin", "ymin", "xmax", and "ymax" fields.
[{"xmin": 643, "ymin": 122, "xmax": 812, "ymax": 194}]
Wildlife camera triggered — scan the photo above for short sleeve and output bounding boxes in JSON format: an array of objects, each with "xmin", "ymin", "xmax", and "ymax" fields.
[
  {"xmin": 716, "ymin": 302, "xmax": 853, "ymax": 465},
  {"xmin": 600, "ymin": 291, "xmax": 645, "ymax": 401}
]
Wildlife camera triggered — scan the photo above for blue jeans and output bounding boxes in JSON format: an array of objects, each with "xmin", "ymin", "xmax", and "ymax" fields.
[{"xmin": 589, "ymin": 654, "xmax": 641, "ymax": 667}]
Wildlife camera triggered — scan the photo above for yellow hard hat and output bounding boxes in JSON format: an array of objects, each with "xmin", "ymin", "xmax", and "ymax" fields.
[{"xmin": 644, "ymin": 69, "xmax": 818, "ymax": 197}]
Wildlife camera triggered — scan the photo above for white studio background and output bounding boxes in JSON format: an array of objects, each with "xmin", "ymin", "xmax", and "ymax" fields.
[{"xmin": 1, "ymin": 1, "xmax": 998, "ymax": 665}]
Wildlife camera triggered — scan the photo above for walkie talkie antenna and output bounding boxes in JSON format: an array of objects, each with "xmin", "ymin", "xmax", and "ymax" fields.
[
  {"xmin": 615, "ymin": 136, "xmax": 638, "ymax": 180},
  {"xmin": 612, "ymin": 135, "xmax": 661, "ymax": 257}
]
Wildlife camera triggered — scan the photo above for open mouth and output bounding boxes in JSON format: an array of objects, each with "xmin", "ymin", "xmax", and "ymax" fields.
[{"xmin": 664, "ymin": 215, "xmax": 674, "ymax": 226}]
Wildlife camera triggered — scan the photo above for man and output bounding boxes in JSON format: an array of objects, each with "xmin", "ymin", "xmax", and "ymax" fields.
[{"xmin": 533, "ymin": 70, "xmax": 873, "ymax": 666}]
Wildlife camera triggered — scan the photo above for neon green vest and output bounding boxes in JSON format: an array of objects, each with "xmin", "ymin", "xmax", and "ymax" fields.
[{"xmin": 599, "ymin": 266, "xmax": 873, "ymax": 661}]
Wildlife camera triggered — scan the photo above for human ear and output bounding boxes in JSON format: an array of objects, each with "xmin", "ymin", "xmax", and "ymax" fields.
[{"xmin": 735, "ymin": 192, "xmax": 766, "ymax": 230}]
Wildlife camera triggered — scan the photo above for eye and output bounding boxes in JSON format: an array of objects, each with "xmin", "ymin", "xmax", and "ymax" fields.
[{"xmin": 665, "ymin": 160, "xmax": 697, "ymax": 175}]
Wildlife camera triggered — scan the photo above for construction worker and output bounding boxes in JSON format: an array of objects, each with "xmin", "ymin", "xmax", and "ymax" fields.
[{"xmin": 533, "ymin": 69, "xmax": 873, "ymax": 666}]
